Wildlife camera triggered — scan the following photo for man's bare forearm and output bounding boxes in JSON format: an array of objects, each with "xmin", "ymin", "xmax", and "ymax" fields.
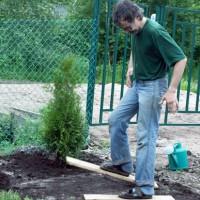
[
  {"xmin": 128, "ymin": 52, "xmax": 133, "ymax": 70},
  {"xmin": 168, "ymin": 58, "xmax": 187, "ymax": 93},
  {"xmin": 126, "ymin": 52, "xmax": 134, "ymax": 87}
]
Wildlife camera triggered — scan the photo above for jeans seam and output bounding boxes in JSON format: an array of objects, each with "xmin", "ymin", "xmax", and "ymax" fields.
[{"xmin": 142, "ymin": 82, "xmax": 156, "ymax": 183}]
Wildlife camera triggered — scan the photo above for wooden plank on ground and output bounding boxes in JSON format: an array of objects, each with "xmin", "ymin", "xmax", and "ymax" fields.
[
  {"xmin": 66, "ymin": 156, "xmax": 158, "ymax": 188},
  {"xmin": 84, "ymin": 194, "xmax": 175, "ymax": 200}
]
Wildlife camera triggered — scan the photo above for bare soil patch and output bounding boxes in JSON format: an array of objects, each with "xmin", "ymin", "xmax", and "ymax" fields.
[{"xmin": 0, "ymin": 148, "xmax": 200, "ymax": 200}]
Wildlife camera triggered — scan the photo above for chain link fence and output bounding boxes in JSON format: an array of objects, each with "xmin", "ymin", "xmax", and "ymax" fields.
[{"xmin": 0, "ymin": 18, "xmax": 95, "ymax": 152}]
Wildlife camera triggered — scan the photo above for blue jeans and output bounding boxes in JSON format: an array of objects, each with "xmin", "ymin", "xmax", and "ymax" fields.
[{"xmin": 109, "ymin": 76, "xmax": 168, "ymax": 195}]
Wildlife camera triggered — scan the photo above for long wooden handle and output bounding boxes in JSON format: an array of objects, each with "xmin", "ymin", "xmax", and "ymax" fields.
[{"xmin": 66, "ymin": 156, "xmax": 158, "ymax": 188}]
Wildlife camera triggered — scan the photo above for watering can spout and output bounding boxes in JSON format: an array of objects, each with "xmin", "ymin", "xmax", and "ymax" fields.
[{"xmin": 168, "ymin": 142, "xmax": 189, "ymax": 170}]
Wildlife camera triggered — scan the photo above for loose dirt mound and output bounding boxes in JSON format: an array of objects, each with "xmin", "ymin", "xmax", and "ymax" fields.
[{"xmin": 0, "ymin": 149, "xmax": 200, "ymax": 200}]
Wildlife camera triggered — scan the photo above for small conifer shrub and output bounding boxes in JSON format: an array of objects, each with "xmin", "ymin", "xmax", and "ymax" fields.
[{"xmin": 42, "ymin": 55, "xmax": 86, "ymax": 158}]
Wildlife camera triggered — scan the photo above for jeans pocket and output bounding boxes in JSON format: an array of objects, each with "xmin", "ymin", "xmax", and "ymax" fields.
[
  {"xmin": 155, "ymin": 78, "xmax": 168, "ymax": 110},
  {"xmin": 159, "ymin": 78, "xmax": 168, "ymax": 98}
]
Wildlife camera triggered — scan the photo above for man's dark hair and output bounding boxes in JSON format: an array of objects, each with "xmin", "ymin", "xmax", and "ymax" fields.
[{"xmin": 113, "ymin": 0, "xmax": 144, "ymax": 26}]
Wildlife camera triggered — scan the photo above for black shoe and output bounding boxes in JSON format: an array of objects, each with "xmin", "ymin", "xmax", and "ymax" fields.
[
  {"xmin": 100, "ymin": 161, "xmax": 130, "ymax": 177},
  {"xmin": 119, "ymin": 187, "xmax": 152, "ymax": 199}
]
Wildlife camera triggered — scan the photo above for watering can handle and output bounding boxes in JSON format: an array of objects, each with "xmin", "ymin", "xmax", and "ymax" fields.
[
  {"xmin": 173, "ymin": 143, "xmax": 181, "ymax": 152},
  {"xmin": 171, "ymin": 154, "xmax": 178, "ymax": 167}
]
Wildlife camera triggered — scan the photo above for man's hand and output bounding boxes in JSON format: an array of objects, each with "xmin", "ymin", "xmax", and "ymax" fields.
[
  {"xmin": 126, "ymin": 68, "xmax": 133, "ymax": 88},
  {"xmin": 162, "ymin": 58, "xmax": 186, "ymax": 113},
  {"xmin": 160, "ymin": 89, "xmax": 178, "ymax": 113}
]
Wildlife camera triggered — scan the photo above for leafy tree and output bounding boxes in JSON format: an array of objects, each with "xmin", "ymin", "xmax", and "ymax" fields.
[{"xmin": 0, "ymin": 0, "xmax": 68, "ymax": 19}]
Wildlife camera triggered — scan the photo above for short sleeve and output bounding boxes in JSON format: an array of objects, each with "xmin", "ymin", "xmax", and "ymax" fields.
[{"xmin": 153, "ymin": 29, "xmax": 186, "ymax": 67}]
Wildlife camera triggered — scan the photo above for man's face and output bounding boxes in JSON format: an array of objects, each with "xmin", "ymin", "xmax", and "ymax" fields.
[{"xmin": 119, "ymin": 18, "xmax": 141, "ymax": 34}]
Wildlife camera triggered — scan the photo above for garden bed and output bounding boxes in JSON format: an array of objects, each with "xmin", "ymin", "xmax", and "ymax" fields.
[{"xmin": 0, "ymin": 148, "xmax": 200, "ymax": 200}]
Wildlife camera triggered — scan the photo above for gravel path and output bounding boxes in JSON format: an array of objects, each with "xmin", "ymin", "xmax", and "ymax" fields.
[{"xmin": 0, "ymin": 83, "xmax": 199, "ymax": 124}]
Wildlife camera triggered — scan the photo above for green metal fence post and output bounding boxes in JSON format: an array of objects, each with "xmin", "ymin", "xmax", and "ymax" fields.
[
  {"xmin": 196, "ymin": 65, "xmax": 200, "ymax": 112},
  {"xmin": 186, "ymin": 25, "xmax": 196, "ymax": 111},
  {"xmin": 156, "ymin": 5, "xmax": 166, "ymax": 26},
  {"xmin": 110, "ymin": 27, "xmax": 120, "ymax": 111},
  {"xmin": 99, "ymin": 0, "xmax": 112, "ymax": 123},
  {"xmin": 86, "ymin": 0, "xmax": 100, "ymax": 125}
]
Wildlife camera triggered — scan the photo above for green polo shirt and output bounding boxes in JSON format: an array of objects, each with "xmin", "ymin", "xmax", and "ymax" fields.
[{"xmin": 132, "ymin": 19, "xmax": 186, "ymax": 80}]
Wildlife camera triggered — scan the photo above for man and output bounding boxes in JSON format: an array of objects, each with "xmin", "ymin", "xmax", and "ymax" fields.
[{"xmin": 100, "ymin": 0, "xmax": 187, "ymax": 199}]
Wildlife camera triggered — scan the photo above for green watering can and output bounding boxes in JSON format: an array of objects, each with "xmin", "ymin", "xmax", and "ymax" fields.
[{"xmin": 168, "ymin": 143, "xmax": 189, "ymax": 170}]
